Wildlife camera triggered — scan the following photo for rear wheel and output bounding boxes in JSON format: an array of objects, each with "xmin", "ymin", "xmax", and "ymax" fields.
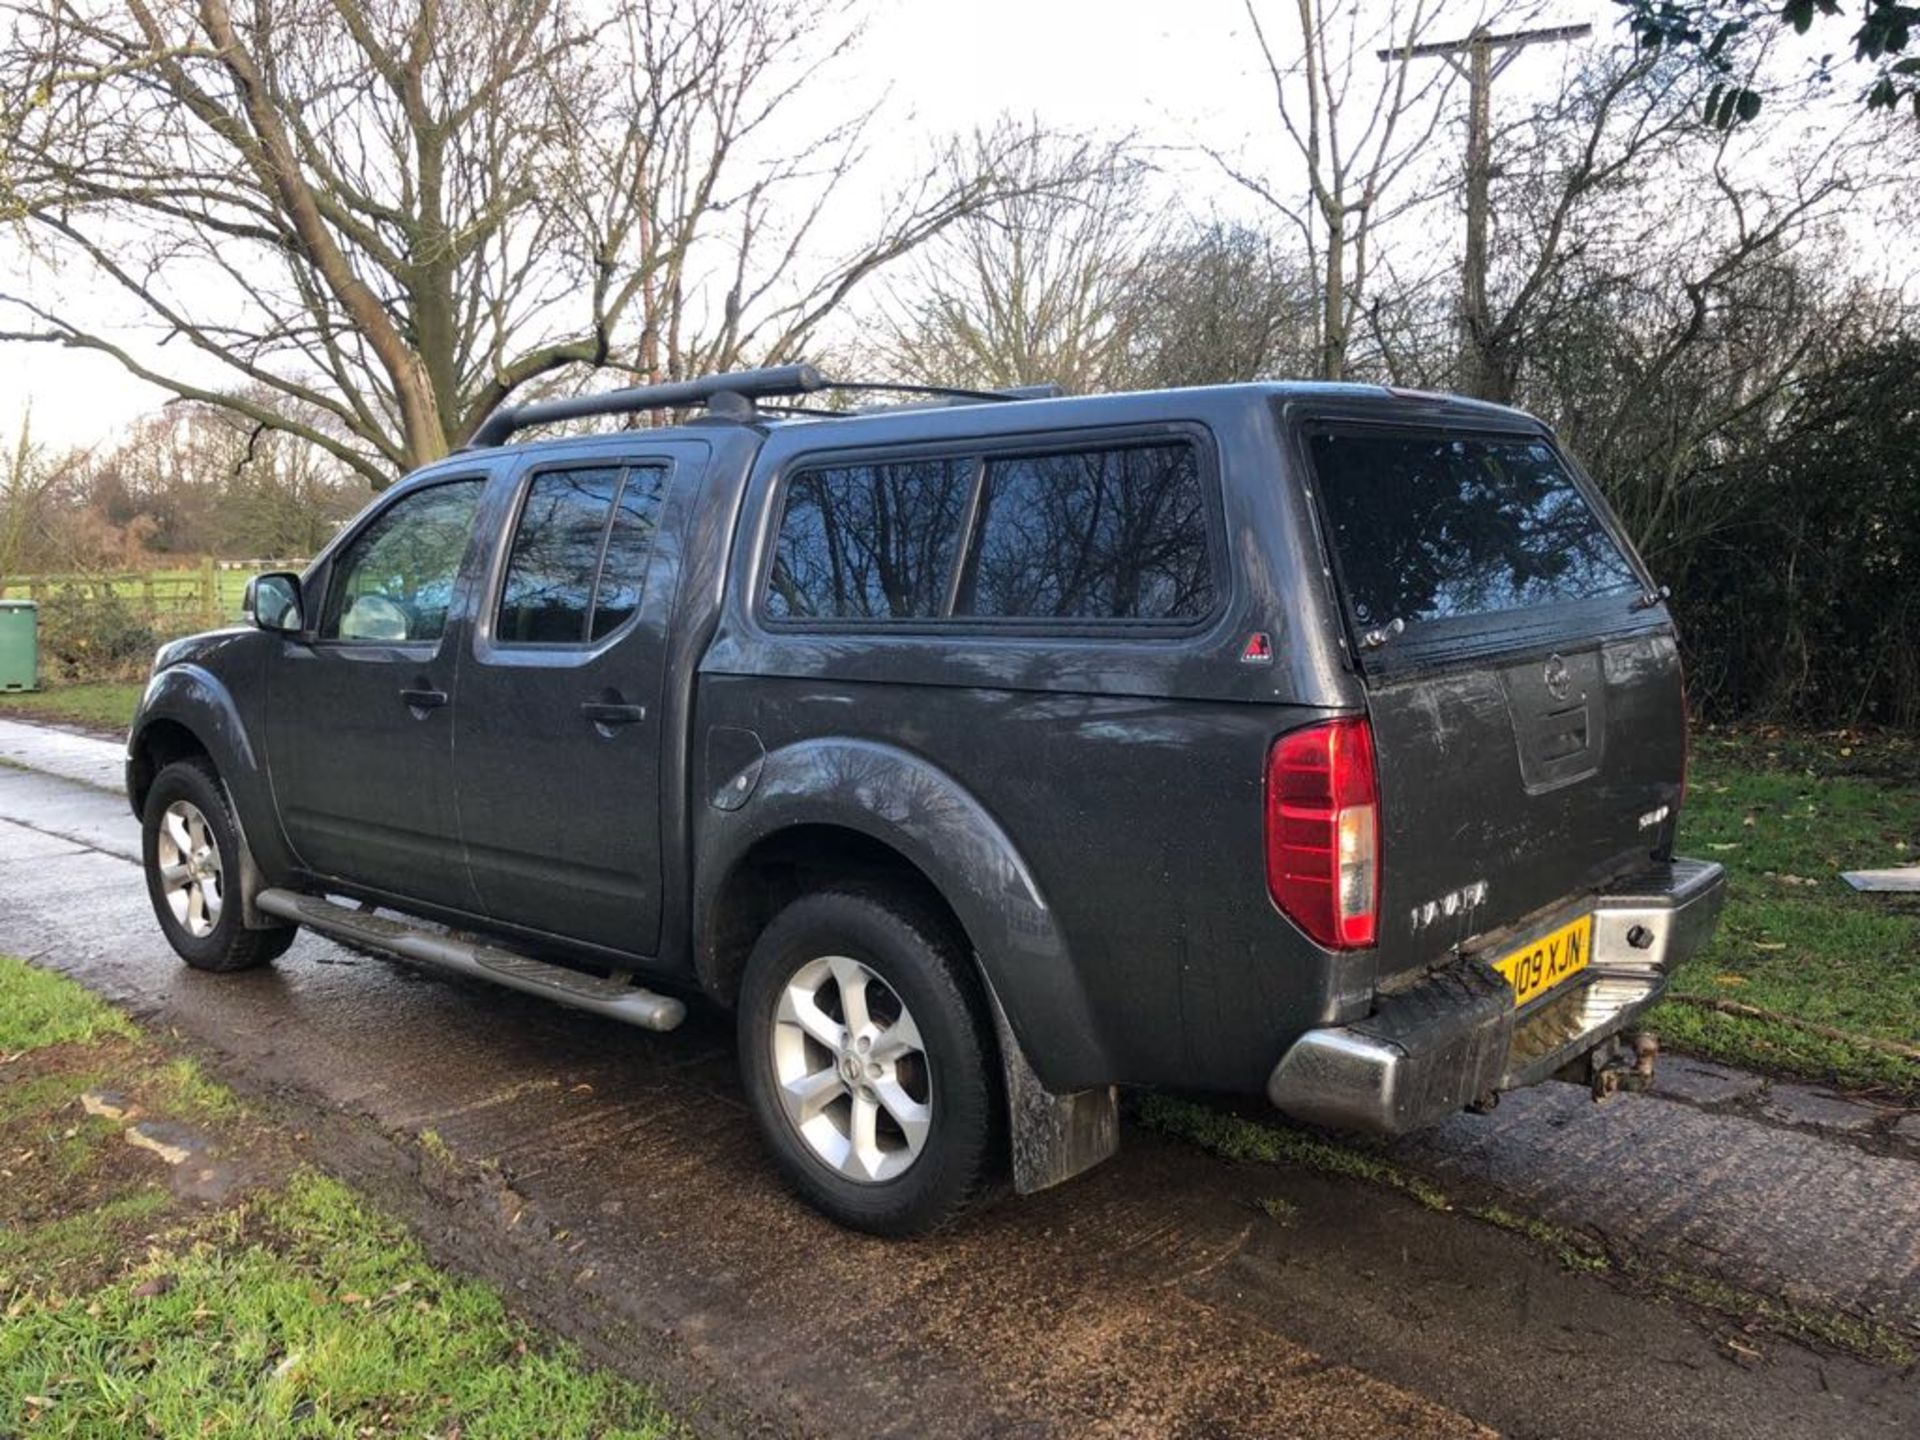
[
  {"xmin": 142, "ymin": 758, "xmax": 296, "ymax": 972},
  {"xmin": 738, "ymin": 887, "xmax": 999, "ymax": 1235}
]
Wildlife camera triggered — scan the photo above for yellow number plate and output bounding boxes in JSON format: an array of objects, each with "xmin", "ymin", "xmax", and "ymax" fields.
[{"xmin": 1492, "ymin": 914, "xmax": 1593, "ymax": 1008}]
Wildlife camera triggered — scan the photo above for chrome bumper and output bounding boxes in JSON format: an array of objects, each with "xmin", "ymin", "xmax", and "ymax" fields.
[{"xmin": 1266, "ymin": 859, "xmax": 1727, "ymax": 1134}]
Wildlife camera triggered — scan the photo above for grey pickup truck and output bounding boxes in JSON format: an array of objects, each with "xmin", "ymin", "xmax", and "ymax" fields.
[{"xmin": 127, "ymin": 366, "xmax": 1725, "ymax": 1233}]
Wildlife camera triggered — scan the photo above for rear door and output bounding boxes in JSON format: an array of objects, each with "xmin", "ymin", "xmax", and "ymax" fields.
[
  {"xmin": 451, "ymin": 441, "xmax": 703, "ymax": 956},
  {"xmin": 1299, "ymin": 420, "xmax": 1686, "ymax": 983}
]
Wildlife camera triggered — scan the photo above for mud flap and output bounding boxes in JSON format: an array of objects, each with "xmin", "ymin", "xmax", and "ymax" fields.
[
  {"xmin": 987, "ymin": 989, "xmax": 1119, "ymax": 1194},
  {"xmin": 223, "ymin": 779, "xmax": 278, "ymax": 932}
]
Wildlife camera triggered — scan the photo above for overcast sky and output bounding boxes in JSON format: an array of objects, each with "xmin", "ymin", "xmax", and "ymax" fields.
[{"xmin": 0, "ymin": 0, "xmax": 1885, "ymax": 450}]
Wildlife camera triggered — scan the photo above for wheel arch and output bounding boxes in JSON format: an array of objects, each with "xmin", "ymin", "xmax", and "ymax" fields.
[
  {"xmin": 129, "ymin": 664, "xmax": 291, "ymax": 882},
  {"xmin": 693, "ymin": 737, "xmax": 1109, "ymax": 1094},
  {"xmin": 702, "ymin": 822, "xmax": 971, "ymax": 1003},
  {"xmin": 126, "ymin": 715, "xmax": 210, "ymax": 817}
]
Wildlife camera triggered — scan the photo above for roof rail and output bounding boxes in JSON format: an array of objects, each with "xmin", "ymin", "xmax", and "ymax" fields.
[
  {"xmin": 463, "ymin": 364, "xmax": 829, "ymax": 448},
  {"xmin": 462, "ymin": 366, "xmax": 1063, "ymax": 449},
  {"xmin": 845, "ymin": 381, "xmax": 1065, "ymax": 414}
]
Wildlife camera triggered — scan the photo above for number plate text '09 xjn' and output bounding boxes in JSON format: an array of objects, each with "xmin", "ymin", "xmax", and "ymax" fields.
[{"xmin": 1491, "ymin": 913, "xmax": 1592, "ymax": 1008}]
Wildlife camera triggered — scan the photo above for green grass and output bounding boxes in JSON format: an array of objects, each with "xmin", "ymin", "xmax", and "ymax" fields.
[
  {"xmin": 151, "ymin": 1053, "xmax": 253, "ymax": 1125},
  {"xmin": 0, "ymin": 957, "xmax": 676, "ymax": 1439},
  {"xmin": 1, "ymin": 1173, "xmax": 675, "ymax": 1439},
  {"xmin": 1651, "ymin": 1002, "xmax": 1918, "ymax": 1095},
  {"xmin": 0, "ymin": 953, "xmax": 137, "ymax": 1053},
  {"xmin": 418, "ymin": 1127, "xmax": 457, "ymax": 1168},
  {"xmin": 1661, "ymin": 727, "xmax": 1920, "ymax": 1096},
  {"xmin": 0, "ymin": 679, "xmax": 144, "ymax": 733},
  {"xmin": 1463, "ymin": 1203, "xmax": 1611, "ymax": 1274},
  {"xmin": 1632, "ymin": 1261, "xmax": 1915, "ymax": 1365},
  {"xmin": 0, "ymin": 1187, "xmax": 176, "ymax": 1271},
  {"xmin": 0, "ymin": 1068, "xmax": 114, "ymax": 1124}
]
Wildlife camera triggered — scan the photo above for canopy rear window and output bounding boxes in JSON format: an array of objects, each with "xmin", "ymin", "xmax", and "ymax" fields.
[{"xmin": 1306, "ymin": 428, "xmax": 1638, "ymax": 634}]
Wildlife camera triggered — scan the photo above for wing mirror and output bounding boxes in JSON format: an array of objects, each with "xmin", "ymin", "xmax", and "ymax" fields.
[{"xmin": 243, "ymin": 572, "xmax": 305, "ymax": 633}]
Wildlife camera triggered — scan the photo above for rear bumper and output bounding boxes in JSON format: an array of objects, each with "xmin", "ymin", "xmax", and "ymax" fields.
[{"xmin": 1265, "ymin": 859, "xmax": 1726, "ymax": 1134}]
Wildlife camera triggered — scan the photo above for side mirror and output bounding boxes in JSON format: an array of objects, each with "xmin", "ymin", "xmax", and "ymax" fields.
[{"xmin": 244, "ymin": 572, "xmax": 304, "ymax": 633}]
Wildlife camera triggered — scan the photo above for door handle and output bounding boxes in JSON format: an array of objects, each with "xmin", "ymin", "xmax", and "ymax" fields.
[
  {"xmin": 399, "ymin": 687, "xmax": 448, "ymax": 711},
  {"xmin": 580, "ymin": 701, "xmax": 646, "ymax": 726}
]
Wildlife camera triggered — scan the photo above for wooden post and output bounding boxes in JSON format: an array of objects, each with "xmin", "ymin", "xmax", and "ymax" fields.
[
  {"xmin": 1462, "ymin": 31, "xmax": 1493, "ymax": 400},
  {"xmin": 1381, "ymin": 22, "xmax": 1590, "ymax": 401},
  {"xmin": 201, "ymin": 556, "xmax": 218, "ymax": 627}
]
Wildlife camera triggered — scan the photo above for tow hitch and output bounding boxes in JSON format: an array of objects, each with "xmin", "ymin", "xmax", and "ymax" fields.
[{"xmin": 1553, "ymin": 1031, "xmax": 1658, "ymax": 1102}]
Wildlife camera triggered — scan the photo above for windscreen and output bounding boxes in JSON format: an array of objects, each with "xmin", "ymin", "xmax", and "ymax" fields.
[{"xmin": 1307, "ymin": 428, "xmax": 1639, "ymax": 633}]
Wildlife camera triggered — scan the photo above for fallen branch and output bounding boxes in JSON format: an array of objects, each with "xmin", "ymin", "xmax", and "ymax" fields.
[{"xmin": 1665, "ymin": 993, "xmax": 1920, "ymax": 1062}]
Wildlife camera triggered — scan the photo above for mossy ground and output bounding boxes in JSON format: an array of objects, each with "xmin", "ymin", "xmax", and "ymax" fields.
[{"xmin": 1137, "ymin": 1093, "xmax": 1915, "ymax": 1368}]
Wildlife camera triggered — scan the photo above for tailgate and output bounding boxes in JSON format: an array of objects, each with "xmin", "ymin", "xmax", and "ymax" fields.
[
  {"xmin": 1367, "ymin": 633, "xmax": 1686, "ymax": 979},
  {"xmin": 1298, "ymin": 420, "xmax": 1686, "ymax": 985}
]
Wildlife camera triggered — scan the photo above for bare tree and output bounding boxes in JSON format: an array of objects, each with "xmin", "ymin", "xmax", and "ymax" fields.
[
  {"xmin": 77, "ymin": 397, "xmax": 359, "ymax": 557},
  {"xmin": 1470, "ymin": 46, "xmax": 1699, "ymax": 404},
  {"xmin": 1505, "ymin": 100, "xmax": 1869, "ymax": 574},
  {"xmin": 1214, "ymin": 0, "xmax": 1472, "ymax": 379},
  {"xmin": 0, "ymin": 418, "xmax": 68, "ymax": 581},
  {"xmin": 869, "ymin": 135, "xmax": 1155, "ymax": 395},
  {"xmin": 1130, "ymin": 221, "xmax": 1321, "ymax": 387},
  {"xmin": 872, "ymin": 140, "xmax": 1318, "ymax": 396},
  {"xmin": 0, "ymin": 0, "xmax": 1061, "ymax": 487},
  {"xmin": 201, "ymin": 407, "xmax": 362, "ymax": 556}
]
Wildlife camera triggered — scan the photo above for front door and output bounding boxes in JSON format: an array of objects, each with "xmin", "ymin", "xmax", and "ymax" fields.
[
  {"xmin": 266, "ymin": 475, "xmax": 490, "ymax": 912},
  {"xmin": 451, "ymin": 445, "xmax": 697, "ymax": 954}
]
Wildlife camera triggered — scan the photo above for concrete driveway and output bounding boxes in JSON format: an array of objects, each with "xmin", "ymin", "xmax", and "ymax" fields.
[{"xmin": 2, "ymin": 718, "xmax": 1915, "ymax": 1439}]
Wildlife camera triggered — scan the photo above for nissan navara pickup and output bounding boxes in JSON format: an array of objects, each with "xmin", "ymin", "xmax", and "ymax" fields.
[{"xmin": 127, "ymin": 366, "xmax": 1726, "ymax": 1233}]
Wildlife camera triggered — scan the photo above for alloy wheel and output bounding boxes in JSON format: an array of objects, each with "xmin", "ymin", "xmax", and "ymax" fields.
[
  {"xmin": 156, "ymin": 799, "xmax": 223, "ymax": 938},
  {"xmin": 771, "ymin": 954, "xmax": 933, "ymax": 1183}
]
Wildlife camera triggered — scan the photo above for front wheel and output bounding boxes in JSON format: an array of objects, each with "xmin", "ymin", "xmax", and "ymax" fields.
[
  {"xmin": 142, "ymin": 758, "xmax": 296, "ymax": 972},
  {"xmin": 738, "ymin": 887, "xmax": 1000, "ymax": 1235}
]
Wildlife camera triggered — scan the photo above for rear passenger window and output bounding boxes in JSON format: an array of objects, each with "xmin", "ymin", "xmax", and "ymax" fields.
[
  {"xmin": 498, "ymin": 468, "xmax": 624, "ymax": 643},
  {"xmin": 590, "ymin": 465, "xmax": 668, "ymax": 640},
  {"xmin": 766, "ymin": 459, "xmax": 971, "ymax": 620},
  {"xmin": 497, "ymin": 464, "xmax": 669, "ymax": 645},
  {"xmin": 958, "ymin": 443, "xmax": 1214, "ymax": 621}
]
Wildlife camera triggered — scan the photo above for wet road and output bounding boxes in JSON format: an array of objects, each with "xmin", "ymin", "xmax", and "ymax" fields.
[{"xmin": 1, "ymin": 728, "xmax": 1916, "ymax": 1439}]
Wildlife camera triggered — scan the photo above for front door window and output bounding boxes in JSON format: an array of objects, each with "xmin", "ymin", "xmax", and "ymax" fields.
[{"xmin": 323, "ymin": 481, "xmax": 485, "ymax": 644}]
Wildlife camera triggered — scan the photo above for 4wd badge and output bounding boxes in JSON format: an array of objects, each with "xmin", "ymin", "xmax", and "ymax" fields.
[{"xmin": 1240, "ymin": 632, "xmax": 1273, "ymax": 665}]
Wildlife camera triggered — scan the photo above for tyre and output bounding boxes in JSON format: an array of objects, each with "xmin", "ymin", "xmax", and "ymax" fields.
[
  {"xmin": 142, "ymin": 758, "xmax": 297, "ymax": 972},
  {"xmin": 738, "ymin": 887, "xmax": 1000, "ymax": 1235}
]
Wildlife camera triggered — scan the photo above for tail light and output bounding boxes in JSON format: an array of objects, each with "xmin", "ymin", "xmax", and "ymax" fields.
[{"xmin": 1265, "ymin": 717, "xmax": 1380, "ymax": 949}]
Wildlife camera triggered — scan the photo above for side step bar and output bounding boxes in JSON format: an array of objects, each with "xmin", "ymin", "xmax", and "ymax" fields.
[{"xmin": 255, "ymin": 889, "xmax": 686, "ymax": 1032}]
